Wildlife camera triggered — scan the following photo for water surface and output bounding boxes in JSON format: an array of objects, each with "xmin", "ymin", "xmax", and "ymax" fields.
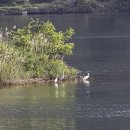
[{"xmin": 0, "ymin": 13, "xmax": 130, "ymax": 130}]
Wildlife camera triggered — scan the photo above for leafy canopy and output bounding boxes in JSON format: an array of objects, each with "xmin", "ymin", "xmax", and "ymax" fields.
[{"xmin": 11, "ymin": 19, "xmax": 75, "ymax": 60}]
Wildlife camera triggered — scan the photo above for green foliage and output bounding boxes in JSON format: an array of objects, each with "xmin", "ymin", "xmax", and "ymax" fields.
[
  {"xmin": 11, "ymin": 19, "xmax": 75, "ymax": 60},
  {"xmin": 0, "ymin": 41, "xmax": 29, "ymax": 80},
  {"xmin": 0, "ymin": 0, "xmax": 130, "ymax": 13},
  {"xmin": 0, "ymin": 0, "xmax": 54, "ymax": 6},
  {"xmin": 0, "ymin": 19, "xmax": 78, "ymax": 82}
]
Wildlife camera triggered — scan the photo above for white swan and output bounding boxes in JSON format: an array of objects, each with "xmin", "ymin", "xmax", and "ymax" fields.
[
  {"xmin": 13, "ymin": 25, "xmax": 16, "ymax": 29},
  {"xmin": 83, "ymin": 73, "xmax": 90, "ymax": 80},
  {"xmin": 54, "ymin": 77, "xmax": 58, "ymax": 83},
  {"xmin": 5, "ymin": 27, "xmax": 8, "ymax": 32}
]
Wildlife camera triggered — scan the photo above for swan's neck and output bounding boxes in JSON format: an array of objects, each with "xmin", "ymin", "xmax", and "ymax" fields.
[{"xmin": 63, "ymin": 71, "xmax": 64, "ymax": 77}]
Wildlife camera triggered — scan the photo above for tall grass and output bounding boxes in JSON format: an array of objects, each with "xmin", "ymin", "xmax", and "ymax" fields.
[{"xmin": 0, "ymin": 40, "xmax": 30, "ymax": 81}]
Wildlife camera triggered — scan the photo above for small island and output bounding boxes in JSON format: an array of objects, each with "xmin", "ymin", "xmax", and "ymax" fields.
[{"xmin": 0, "ymin": 19, "xmax": 78, "ymax": 85}]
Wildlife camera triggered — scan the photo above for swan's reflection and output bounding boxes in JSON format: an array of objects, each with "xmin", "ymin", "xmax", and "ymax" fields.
[
  {"xmin": 54, "ymin": 83, "xmax": 59, "ymax": 98},
  {"xmin": 82, "ymin": 80, "xmax": 90, "ymax": 97},
  {"xmin": 82, "ymin": 80, "xmax": 90, "ymax": 87},
  {"xmin": 54, "ymin": 83, "xmax": 66, "ymax": 98},
  {"xmin": 54, "ymin": 83, "xmax": 58, "ymax": 88}
]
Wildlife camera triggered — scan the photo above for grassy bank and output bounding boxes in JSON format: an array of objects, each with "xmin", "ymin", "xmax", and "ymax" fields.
[
  {"xmin": 0, "ymin": 19, "xmax": 78, "ymax": 85},
  {"xmin": 0, "ymin": 0, "xmax": 130, "ymax": 15}
]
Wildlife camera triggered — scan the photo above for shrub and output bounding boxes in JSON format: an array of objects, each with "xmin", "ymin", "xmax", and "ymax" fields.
[{"xmin": 0, "ymin": 19, "xmax": 78, "ymax": 82}]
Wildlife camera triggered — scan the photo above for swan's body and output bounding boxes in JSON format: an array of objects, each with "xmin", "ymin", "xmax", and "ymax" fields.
[
  {"xmin": 13, "ymin": 25, "xmax": 16, "ymax": 29},
  {"xmin": 83, "ymin": 73, "xmax": 90, "ymax": 80},
  {"xmin": 5, "ymin": 27, "xmax": 8, "ymax": 32},
  {"xmin": 54, "ymin": 77, "xmax": 58, "ymax": 83}
]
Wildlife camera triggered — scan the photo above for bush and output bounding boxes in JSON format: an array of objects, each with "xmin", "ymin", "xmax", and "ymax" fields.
[{"xmin": 0, "ymin": 19, "xmax": 78, "ymax": 82}]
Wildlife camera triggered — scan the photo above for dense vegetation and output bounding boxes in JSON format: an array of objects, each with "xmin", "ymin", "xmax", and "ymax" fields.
[
  {"xmin": 0, "ymin": 0, "xmax": 130, "ymax": 14},
  {"xmin": 76, "ymin": 0, "xmax": 130, "ymax": 12},
  {"xmin": 0, "ymin": 0, "xmax": 53, "ymax": 5},
  {"xmin": 0, "ymin": 20, "xmax": 77, "ymax": 83}
]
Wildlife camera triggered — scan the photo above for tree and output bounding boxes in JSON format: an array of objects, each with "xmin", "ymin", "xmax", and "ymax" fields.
[
  {"xmin": 11, "ymin": 19, "xmax": 74, "ymax": 60},
  {"xmin": 8, "ymin": 19, "xmax": 76, "ymax": 78}
]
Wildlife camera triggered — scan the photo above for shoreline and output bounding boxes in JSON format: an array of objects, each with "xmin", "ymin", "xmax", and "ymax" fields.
[
  {"xmin": 0, "ymin": 76, "xmax": 78, "ymax": 86},
  {"xmin": 0, "ymin": 5, "xmax": 130, "ymax": 16}
]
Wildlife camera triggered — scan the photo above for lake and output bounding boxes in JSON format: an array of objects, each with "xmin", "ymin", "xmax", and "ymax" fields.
[{"xmin": 0, "ymin": 13, "xmax": 130, "ymax": 130}]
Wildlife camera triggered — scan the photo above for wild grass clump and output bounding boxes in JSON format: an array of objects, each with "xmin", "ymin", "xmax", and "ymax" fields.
[
  {"xmin": 0, "ymin": 19, "xmax": 78, "ymax": 83},
  {"xmin": 0, "ymin": 40, "xmax": 30, "ymax": 81}
]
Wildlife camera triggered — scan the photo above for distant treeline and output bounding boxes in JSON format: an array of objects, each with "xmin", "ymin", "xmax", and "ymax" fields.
[
  {"xmin": 77, "ymin": 0, "xmax": 130, "ymax": 12},
  {"xmin": 0, "ymin": 0, "xmax": 130, "ymax": 13},
  {"xmin": 0, "ymin": 0, "xmax": 54, "ymax": 5},
  {"xmin": 0, "ymin": 0, "xmax": 130, "ymax": 6}
]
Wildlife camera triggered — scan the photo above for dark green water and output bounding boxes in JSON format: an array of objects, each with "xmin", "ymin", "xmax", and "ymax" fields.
[{"xmin": 0, "ymin": 13, "xmax": 130, "ymax": 130}]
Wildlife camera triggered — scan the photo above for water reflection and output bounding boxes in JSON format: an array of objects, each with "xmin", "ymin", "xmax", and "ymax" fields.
[
  {"xmin": 0, "ymin": 80, "xmax": 130, "ymax": 130},
  {"xmin": 82, "ymin": 80, "xmax": 90, "ymax": 87},
  {"xmin": 0, "ymin": 118, "xmax": 76, "ymax": 130},
  {"xmin": 82, "ymin": 80, "xmax": 90, "ymax": 97},
  {"xmin": 54, "ymin": 83, "xmax": 66, "ymax": 98},
  {"xmin": 0, "ymin": 82, "xmax": 78, "ymax": 130}
]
